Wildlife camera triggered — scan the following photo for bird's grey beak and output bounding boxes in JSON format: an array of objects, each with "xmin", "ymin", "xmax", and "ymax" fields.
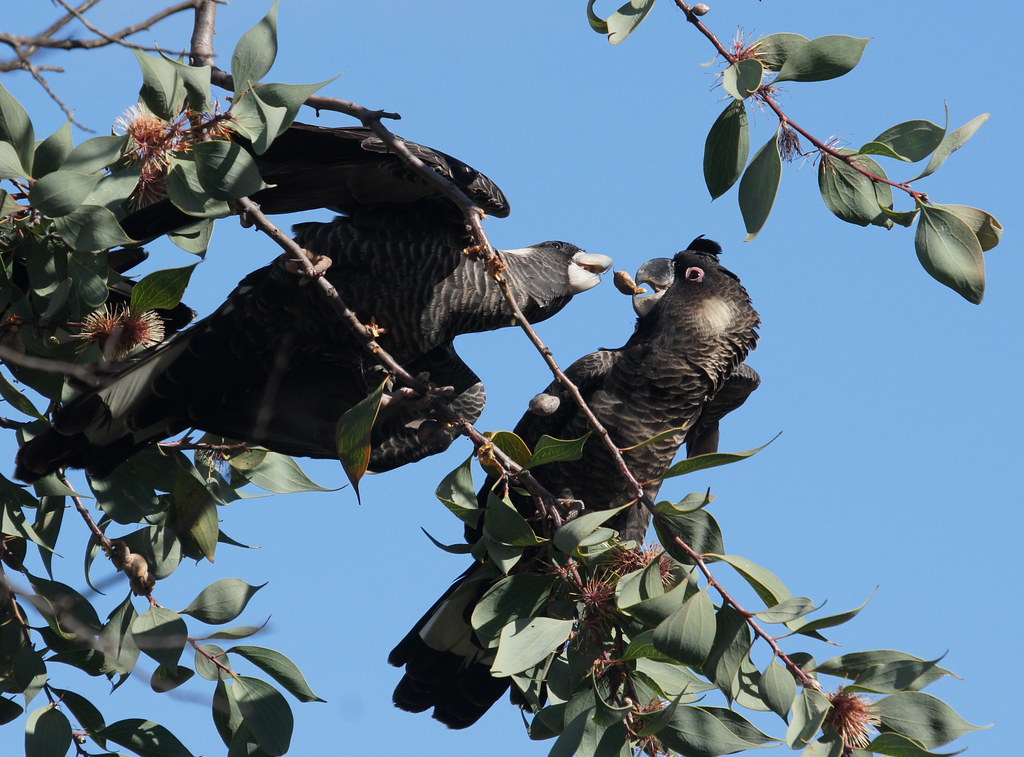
[
  {"xmin": 632, "ymin": 257, "xmax": 675, "ymax": 317},
  {"xmin": 568, "ymin": 251, "xmax": 614, "ymax": 293}
]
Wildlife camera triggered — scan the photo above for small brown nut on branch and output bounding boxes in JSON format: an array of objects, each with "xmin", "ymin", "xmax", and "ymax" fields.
[
  {"xmin": 613, "ymin": 270, "xmax": 646, "ymax": 296},
  {"xmin": 692, "ymin": 4, "xmax": 711, "ymax": 16}
]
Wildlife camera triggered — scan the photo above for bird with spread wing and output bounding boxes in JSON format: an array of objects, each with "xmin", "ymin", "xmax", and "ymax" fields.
[
  {"xmin": 14, "ymin": 124, "xmax": 612, "ymax": 481},
  {"xmin": 389, "ymin": 237, "xmax": 760, "ymax": 728}
]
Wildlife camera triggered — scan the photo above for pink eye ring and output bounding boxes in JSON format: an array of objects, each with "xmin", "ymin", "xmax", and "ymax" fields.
[{"xmin": 685, "ymin": 266, "xmax": 705, "ymax": 282}]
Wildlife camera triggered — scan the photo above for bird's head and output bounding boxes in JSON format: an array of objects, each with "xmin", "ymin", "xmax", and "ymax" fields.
[
  {"xmin": 632, "ymin": 236, "xmax": 741, "ymax": 321},
  {"xmin": 534, "ymin": 242, "xmax": 614, "ymax": 293}
]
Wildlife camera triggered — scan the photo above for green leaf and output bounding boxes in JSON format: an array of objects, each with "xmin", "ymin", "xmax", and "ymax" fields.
[
  {"xmin": 738, "ymin": 131, "xmax": 783, "ymax": 241},
  {"xmin": 914, "ymin": 204, "xmax": 985, "ymax": 303},
  {"xmin": 420, "ymin": 527, "xmax": 473, "ymax": 554},
  {"xmin": 97, "ymin": 719, "xmax": 197, "ymax": 757},
  {"xmin": 865, "ymin": 120, "xmax": 945, "ymax": 163},
  {"xmin": 193, "ymin": 139, "xmax": 270, "ymax": 200},
  {"xmin": 912, "ymin": 112, "xmax": 988, "ymax": 181},
  {"xmin": 51, "ymin": 688, "xmax": 105, "ymax": 739},
  {"xmin": 864, "ymin": 732, "xmax": 966, "ymax": 756},
  {"xmin": 231, "ymin": 646, "xmax": 324, "ymax": 703},
  {"xmin": 151, "ymin": 664, "xmax": 195, "ymax": 693},
  {"xmin": 0, "ymin": 188, "xmax": 21, "ymax": 216},
  {"xmin": 625, "ymin": 576, "xmax": 694, "ymax": 626},
  {"xmin": 616, "ymin": 557, "xmax": 671, "ymax": 609},
  {"xmin": 25, "ymin": 704, "xmax": 72, "ymax": 757},
  {"xmin": 484, "ymin": 492, "xmax": 543, "ymax": 547},
  {"xmin": 197, "ymin": 620, "xmax": 269, "ymax": 641},
  {"xmin": 846, "ymin": 656, "xmax": 956, "ymax": 695},
  {"xmin": 525, "ymin": 433, "xmax": 590, "ymax": 468},
  {"xmin": 759, "ymin": 660, "xmax": 795, "ymax": 721},
  {"xmin": 774, "ymin": 35, "xmax": 870, "ymax": 83},
  {"xmin": 335, "ymin": 379, "xmax": 387, "ymax": 497},
  {"xmin": 69, "ymin": 255, "xmax": 108, "ymax": 308},
  {"xmin": 552, "ymin": 502, "xmax": 631, "ymax": 555},
  {"xmin": 704, "ymin": 101, "xmax": 750, "ymax": 200},
  {"xmin": 130, "ymin": 264, "xmax": 198, "ymax": 313},
  {"xmin": 194, "ymin": 643, "xmax": 231, "ymax": 681},
  {"xmin": 13, "ymin": 646, "xmax": 47, "ymax": 705},
  {"xmin": 492, "ymin": 617, "xmax": 574, "ymax": 677},
  {"xmin": 252, "ymin": 78, "xmax": 339, "ymax": 131},
  {"xmin": 750, "ymin": 33, "xmax": 809, "ymax": 71},
  {"xmin": 636, "ymin": 658, "xmax": 716, "ymax": 700},
  {"xmin": 100, "ymin": 594, "xmax": 141, "ymax": 677},
  {"xmin": 0, "ymin": 82, "xmax": 35, "ymax": 175},
  {"xmin": 0, "ymin": 698, "xmax": 23, "ymax": 726},
  {"xmin": 232, "ymin": 1, "xmax": 280, "ymax": 90},
  {"xmin": 658, "ymin": 434, "xmax": 777, "ymax": 481},
  {"xmin": 931, "ymin": 204, "xmax": 1002, "ymax": 251},
  {"xmin": 654, "ymin": 508, "xmax": 724, "ymax": 563},
  {"xmin": 487, "ymin": 430, "xmax": 532, "ymax": 467},
  {"xmin": 233, "ymin": 675, "xmax": 293, "ymax": 756},
  {"xmin": 789, "ymin": 589, "xmax": 876, "ymax": 638},
  {"xmin": 62, "ymin": 134, "xmax": 130, "ymax": 174},
  {"xmin": 168, "ymin": 219, "xmax": 215, "ymax": 256},
  {"xmin": 232, "ymin": 450, "xmax": 334, "ymax": 494},
  {"xmin": 659, "ymin": 704, "xmax": 772, "ymax": 756},
  {"xmin": 33, "ymin": 121, "xmax": 73, "ymax": 177},
  {"xmin": 52, "ymin": 205, "xmax": 134, "ymax": 251},
  {"xmin": 818, "ymin": 153, "xmax": 889, "ymax": 227},
  {"xmin": 702, "ymin": 605, "xmax": 752, "ymax": 702},
  {"xmin": 164, "ymin": 156, "xmax": 232, "ymax": 219},
  {"xmin": 133, "ymin": 50, "xmax": 184, "ymax": 121},
  {"xmin": 131, "ymin": 606, "xmax": 188, "ymax": 670},
  {"xmin": 0, "ymin": 140, "xmax": 29, "ymax": 179},
  {"xmin": 0, "ymin": 371, "xmax": 43, "ymax": 419},
  {"xmin": 874, "ymin": 692, "xmax": 988, "ymax": 749},
  {"xmin": 181, "ymin": 578, "xmax": 266, "ymax": 625},
  {"xmin": 753, "ymin": 596, "xmax": 819, "ymax": 624},
  {"xmin": 231, "ymin": 86, "xmax": 289, "ymax": 156},
  {"xmin": 722, "ymin": 59, "xmax": 763, "ymax": 100},
  {"xmin": 471, "ymin": 573, "xmax": 554, "ymax": 645},
  {"xmin": 586, "ymin": 0, "xmax": 657, "ymax": 45},
  {"xmin": 652, "ymin": 590, "xmax": 716, "ymax": 665},
  {"xmin": 435, "ymin": 455, "xmax": 480, "ymax": 527},
  {"xmin": 163, "ymin": 59, "xmax": 213, "ymax": 113},
  {"xmin": 785, "ymin": 688, "xmax": 831, "ymax": 748},
  {"xmin": 708, "ymin": 553, "xmax": 792, "ymax": 607}
]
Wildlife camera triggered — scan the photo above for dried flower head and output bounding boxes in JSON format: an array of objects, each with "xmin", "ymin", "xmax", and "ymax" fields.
[
  {"xmin": 75, "ymin": 304, "xmax": 165, "ymax": 360},
  {"xmin": 576, "ymin": 579, "xmax": 616, "ymax": 625},
  {"xmin": 824, "ymin": 689, "xmax": 879, "ymax": 751},
  {"xmin": 605, "ymin": 544, "xmax": 673, "ymax": 585},
  {"xmin": 778, "ymin": 125, "xmax": 803, "ymax": 162}
]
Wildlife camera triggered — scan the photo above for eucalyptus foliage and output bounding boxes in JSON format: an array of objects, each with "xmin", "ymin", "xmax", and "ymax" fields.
[
  {"xmin": 0, "ymin": 2, "xmax": 996, "ymax": 756},
  {"xmin": 587, "ymin": 4, "xmax": 1003, "ymax": 303}
]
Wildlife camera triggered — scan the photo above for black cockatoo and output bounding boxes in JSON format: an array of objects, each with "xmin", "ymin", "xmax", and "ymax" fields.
[
  {"xmin": 14, "ymin": 125, "xmax": 611, "ymax": 481},
  {"xmin": 389, "ymin": 237, "xmax": 761, "ymax": 728}
]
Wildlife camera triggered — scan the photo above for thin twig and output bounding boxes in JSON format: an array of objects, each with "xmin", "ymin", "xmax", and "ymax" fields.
[{"xmin": 0, "ymin": 344, "xmax": 107, "ymax": 386}]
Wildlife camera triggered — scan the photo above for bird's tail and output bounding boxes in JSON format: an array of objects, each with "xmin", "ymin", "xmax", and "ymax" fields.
[
  {"xmin": 389, "ymin": 563, "xmax": 512, "ymax": 729},
  {"xmin": 14, "ymin": 336, "xmax": 194, "ymax": 482}
]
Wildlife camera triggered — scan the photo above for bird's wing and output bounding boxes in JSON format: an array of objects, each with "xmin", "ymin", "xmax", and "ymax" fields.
[
  {"xmin": 118, "ymin": 123, "xmax": 509, "ymax": 241},
  {"xmin": 685, "ymin": 362, "xmax": 761, "ymax": 458}
]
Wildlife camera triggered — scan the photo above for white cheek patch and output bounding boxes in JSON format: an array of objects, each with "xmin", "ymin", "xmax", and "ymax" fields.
[{"xmin": 697, "ymin": 296, "xmax": 737, "ymax": 335}]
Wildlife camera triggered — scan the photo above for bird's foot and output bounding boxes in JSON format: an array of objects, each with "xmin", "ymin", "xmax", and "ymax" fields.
[{"xmin": 285, "ymin": 248, "xmax": 333, "ymax": 277}]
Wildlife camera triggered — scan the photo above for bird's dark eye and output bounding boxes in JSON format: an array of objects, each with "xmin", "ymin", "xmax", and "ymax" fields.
[
  {"xmin": 550, "ymin": 241, "xmax": 564, "ymax": 251},
  {"xmin": 685, "ymin": 266, "xmax": 705, "ymax": 282}
]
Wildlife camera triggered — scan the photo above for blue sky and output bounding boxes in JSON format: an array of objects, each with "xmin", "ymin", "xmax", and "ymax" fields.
[{"xmin": 1, "ymin": 1, "xmax": 1020, "ymax": 755}]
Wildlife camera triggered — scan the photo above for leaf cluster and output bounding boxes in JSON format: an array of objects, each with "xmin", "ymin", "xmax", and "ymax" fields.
[
  {"xmin": 0, "ymin": 6, "xmax": 335, "ymax": 755},
  {"xmin": 423, "ymin": 436, "xmax": 986, "ymax": 757}
]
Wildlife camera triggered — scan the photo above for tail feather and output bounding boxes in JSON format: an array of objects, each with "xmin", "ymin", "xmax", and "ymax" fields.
[{"xmin": 389, "ymin": 564, "xmax": 513, "ymax": 729}]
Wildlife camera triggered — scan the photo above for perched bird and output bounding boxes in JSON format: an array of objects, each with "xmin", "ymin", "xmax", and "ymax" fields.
[
  {"xmin": 389, "ymin": 237, "xmax": 760, "ymax": 728},
  {"xmin": 14, "ymin": 125, "xmax": 612, "ymax": 481}
]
